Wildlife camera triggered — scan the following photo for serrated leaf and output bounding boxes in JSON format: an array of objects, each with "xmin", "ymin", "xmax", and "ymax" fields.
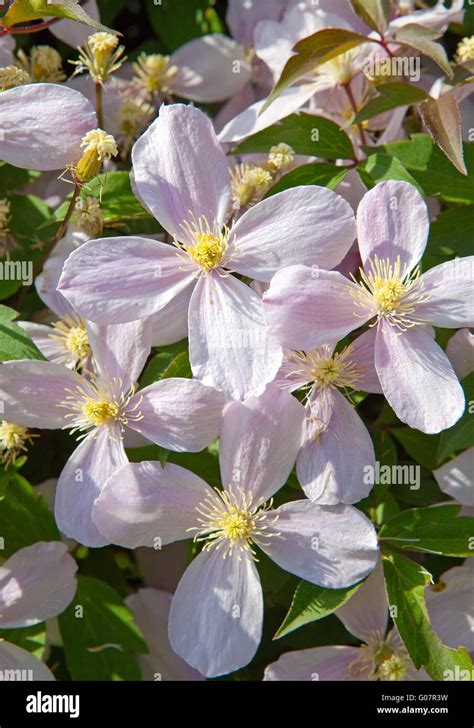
[
  {"xmin": 0, "ymin": 470, "xmax": 60, "ymax": 558},
  {"xmin": 353, "ymin": 81, "xmax": 428, "ymax": 124},
  {"xmin": 394, "ymin": 23, "xmax": 453, "ymax": 78},
  {"xmin": 261, "ymin": 29, "xmax": 370, "ymax": 113},
  {"xmin": 418, "ymin": 91, "xmax": 466, "ymax": 175},
  {"xmin": 58, "ymin": 575, "xmax": 147, "ymax": 681},
  {"xmin": 380, "ymin": 504, "xmax": 474, "ymax": 557},
  {"xmin": 230, "ymin": 113, "xmax": 355, "ymax": 160},
  {"xmin": 275, "ymin": 580, "xmax": 362, "ymax": 639},
  {"xmin": 3, "ymin": 0, "xmax": 114, "ymax": 32},
  {"xmin": 351, "ymin": 0, "xmax": 392, "ymax": 33},
  {"xmin": 0, "ymin": 305, "xmax": 45, "ymax": 362},
  {"xmin": 265, "ymin": 163, "xmax": 348, "ymax": 197},
  {"xmin": 437, "ymin": 373, "xmax": 474, "ymax": 462},
  {"xmin": 357, "ymin": 152, "xmax": 423, "ymax": 192},
  {"xmin": 383, "ymin": 551, "xmax": 473, "ymax": 679}
]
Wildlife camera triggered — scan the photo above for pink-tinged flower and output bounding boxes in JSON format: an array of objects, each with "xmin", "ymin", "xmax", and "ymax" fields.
[
  {"xmin": 0, "ymin": 35, "xmax": 14, "ymax": 66},
  {"xmin": 390, "ymin": 0, "xmax": 464, "ymax": 32},
  {"xmin": 226, "ymin": 0, "xmax": 289, "ymax": 47},
  {"xmin": 0, "ymin": 83, "xmax": 97, "ymax": 171},
  {"xmin": 126, "ymin": 589, "xmax": 204, "ymax": 681},
  {"xmin": 275, "ymin": 328, "xmax": 381, "ymax": 504},
  {"xmin": 48, "ymin": 0, "xmax": 100, "ymax": 48},
  {"xmin": 264, "ymin": 181, "xmax": 474, "ymax": 434},
  {"xmin": 264, "ymin": 561, "xmax": 429, "ymax": 681},
  {"xmin": 434, "ymin": 449, "xmax": 474, "ymax": 507},
  {"xmin": 446, "ymin": 329, "xmax": 474, "ymax": 382},
  {"xmin": 93, "ymin": 387, "xmax": 379, "ymax": 677},
  {"xmin": 0, "ymin": 541, "xmax": 77, "ymax": 681},
  {"xmin": 0, "ymin": 319, "xmax": 225, "ymax": 546},
  {"xmin": 426, "ymin": 560, "xmax": 474, "ymax": 654},
  {"xmin": 58, "ymin": 103, "xmax": 357, "ymax": 400}
]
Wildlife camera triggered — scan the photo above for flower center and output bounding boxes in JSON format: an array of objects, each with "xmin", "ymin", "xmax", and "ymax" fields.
[
  {"xmin": 16, "ymin": 46, "xmax": 65, "ymax": 83},
  {"xmin": 49, "ymin": 316, "xmax": 91, "ymax": 369},
  {"xmin": 285, "ymin": 344, "xmax": 363, "ymax": 391},
  {"xmin": 456, "ymin": 35, "xmax": 474, "ymax": 63},
  {"xmin": 73, "ymin": 32, "xmax": 125, "ymax": 84},
  {"xmin": 0, "ymin": 198, "xmax": 11, "ymax": 233},
  {"xmin": 0, "ymin": 65, "xmax": 31, "ymax": 91},
  {"xmin": 0, "ymin": 421, "xmax": 36, "ymax": 466},
  {"xmin": 177, "ymin": 214, "xmax": 230, "ymax": 273},
  {"xmin": 132, "ymin": 52, "xmax": 178, "ymax": 96},
  {"xmin": 189, "ymin": 485, "xmax": 280, "ymax": 559},
  {"xmin": 59, "ymin": 377, "xmax": 142, "ymax": 439},
  {"xmin": 74, "ymin": 129, "xmax": 118, "ymax": 183},
  {"xmin": 349, "ymin": 633, "xmax": 410, "ymax": 681},
  {"xmin": 351, "ymin": 255, "xmax": 430, "ymax": 331},
  {"xmin": 73, "ymin": 197, "xmax": 103, "ymax": 236}
]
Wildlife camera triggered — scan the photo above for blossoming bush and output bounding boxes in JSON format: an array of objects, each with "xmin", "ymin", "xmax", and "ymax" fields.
[{"xmin": 0, "ymin": 0, "xmax": 472, "ymax": 683}]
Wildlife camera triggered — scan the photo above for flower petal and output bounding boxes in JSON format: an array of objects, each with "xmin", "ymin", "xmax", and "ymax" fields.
[
  {"xmin": 0, "ymin": 360, "xmax": 83, "ymax": 428},
  {"xmin": 335, "ymin": 560, "xmax": 388, "ymax": 642},
  {"xmin": 231, "ymin": 186, "xmax": 356, "ymax": 281},
  {"xmin": 357, "ymin": 181, "xmax": 429, "ymax": 273},
  {"xmin": 132, "ymin": 104, "xmax": 231, "ymax": 239},
  {"xmin": 136, "ymin": 378, "xmax": 226, "ymax": 452},
  {"xmin": 259, "ymin": 500, "xmax": 379, "ymax": 588},
  {"xmin": 189, "ymin": 272, "xmax": 282, "ymax": 401},
  {"xmin": 416, "ymin": 257, "xmax": 474, "ymax": 328},
  {"xmin": 86, "ymin": 319, "xmax": 153, "ymax": 388},
  {"xmin": 49, "ymin": 0, "xmax": 100, "ymax": 47},
  {"xmin": 171, "ymin": 34, "xmax": 252, "ymax": 102},
  {"xmin": 55, "ymin": 427, "xmax": 128, "ymax": 547},
  {"xmin": 58, "ymin": 236, "xmax": 195, "ymax": 324},
  {"xmin": 264, "ymin": 645, "xmax": 364, "ymax": 681},
  {"xmin": 446, "ymin": 329, "xmax": 474, "ymax": 381},
  {"xmin": 150, "ymin": 284, "xmax": 193, "ymax": 347},
  {"xmin": 263, "ymin": 265, "xmax": 370, "ymax": 351},
  {"xmin": 0, "ymin": 641, "xmax": 55, "ymax": 681},
  {"xmin": 426, "ymin": 560, "xmax": 474, "ymax": 651},
  {"xmin": 18, "ymin": 322, "xmax": 70, "ymax": 367},
  {"xmin": 375, "ymin": 323, "xmax": 465, "ymax": 434},
  {"xmin": 219, "ymin": 385, "xmax": 305, "ymax": 502},
  {"xmin": 0, "ymin": 542, "xmax": 77, "ymax": 629},
  {"xmin": 297, "ymin": 388, "xmax": 375, "ymax": 505},
  {"xmin": 126, "ymin": 589, "xmax": 204, "ymax": 681},
  {"xmin": 93, "ymin": 461, "xmax": 212, "ymax": 548},
  {"xmin": 433, "ymin": 448, "xmax": 474, "ymax": 506},
  {"xmin": 0, "ymin": 83, "xmax": 95, "ymax": 171},
  {"xmin": 168, "ymin": 548, "xmax": 263, "ymax": 677},
  {"xmin": 349, "ymin": 328, "xmax": 383, "ymax": 394}
]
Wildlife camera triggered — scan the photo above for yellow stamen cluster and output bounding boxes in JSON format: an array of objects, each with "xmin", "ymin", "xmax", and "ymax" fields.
[
  {"xmin": 189, "ymin": 484, "xmax": 280, "ymax": 560},
  {"xmin": 72, "ymin": 32, "xmax": 125, "ymax": 83},
  {"xmin": 0, "ymin": 198, "xmax": 11, "ymax": 233},
  {"xmin": 349, "ymin": 632, "xmax": 410, "ymax": 681},
  {"xmin": 0, "ymin": 421, "xmax": 37, "ymax": 466},
  {"xmin": 351, "ymin": 255, "xmax": 430, "ymax": 332},
  {"xmin": 49, "ymin": 315, "xmax": 91, "ymax": 370},
  {"xmin": 268, "ymin": 143, "xmax": 295, "ymax": 170},
  {"xmin": 73, "ymin": 196, "xmax": 103, "ymax": 236},
  {"xmin": 0, "ymin": 65, "xmax": 31, "ymax": 91},
  {"xmin": 285, "ymin": 344, "xmax": 363, "ymax": 392},
  {"xmin": 59, "ymin": 377, "xmax": 143, "ymax": 439},
  {"xmin": 178, "ymin": 214, "xmax": 230, "ymax": 273},
  {"xmin": 318, "ymin": 47, "xmax": 362, "ymax": 86},
  {"xmin": 230, "ymin": 142, "xmax": 295, "ymax": 210},
  {"xmin": 455, "ymin": 36, "xmax": 474, "ymax": 63},
  {"xmin": 74, "ymin": 129, "xmax": 118, "ymax": 183},
  {"xmin": 22, "ymin": 46, "xmax": 65, "ymax": 83},
  {"xmin": 132, "ymin": 53, "xmax": 178, "ymax": 97}
]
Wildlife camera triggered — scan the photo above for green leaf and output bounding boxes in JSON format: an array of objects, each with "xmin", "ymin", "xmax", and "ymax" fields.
[
  {"xmin": 418, "ymin": 91, "xmax": 466, "ymax": 175},
  {"xmin": 351, "ymin": 0, "xmax": 392, "ymax": 33},
  {"xmin": 353, "ymin": 81, "xmax": 428, "ymax": 124},
  {"xmin": 427, "ymin": 205, "xmax": 474, "ymax": 258},
  {"xmin": 58, "ymin": 575, "xmax": 147, "ymax": 681},
  {"xmin": 437, "ymin": 372, "xmax": 474, "ymax": 462},
  {"xmin": 0, "ymin": 305, "xmax": 45, "ymax": 362},
  {"xmin": 0, "ymin": 470, "xmax": 60, "ymax": 558},
  {"xmin": 275, "ymin": 580, "xmax": 362, "ymax": 639},
  {"xmin": 357, "ymin": 153, "xmax": 423, "ymax": 192},
  {"xmin": 139, "ymin": 344, "xmax": 191, "ymax": 389},
  {"xmin": 55, "ymin": 172, "xmax": 162, "ymax": 236},
  {"xmin": 394, "ymin": 24, "xmax": 453, "ymax": 78},
  {"xmin": 262, "ymin": 29, "xmax": 370, "ymax": 113},
  {"xmin": 146, "ymin": 0, "xmax": 223, "ymax": 52},
  {"xmin": 368, "ymin": 134, "xmax": 474, "ymax": 202},
  {"xmin": 265, "ymin": 163, "xmax": 348, "ymax": 196},
  {"xmin": 391, "ymin": 428, "xmax": 440, "ymax": 470},
  {"xmin": 383, "ymin": 551, "xmax": 473, "ymax": 679},
  {"xmin": 0, "ymin": 622, "xmax": 47, "ymax": 660},
  {"xmin": 380, "ymin": 504, "xmax": 474, "ymax": 557},
  {"xmin": 230, "ymin": 113, "xmax": 355, "ymax": 160},
  {"xmin": 3, "ymin": 0, "xmax": 114, "ymax": 32},
  {"xmin": 0, "ymin": 162, "xmax": 40, "ymax": 197}
]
